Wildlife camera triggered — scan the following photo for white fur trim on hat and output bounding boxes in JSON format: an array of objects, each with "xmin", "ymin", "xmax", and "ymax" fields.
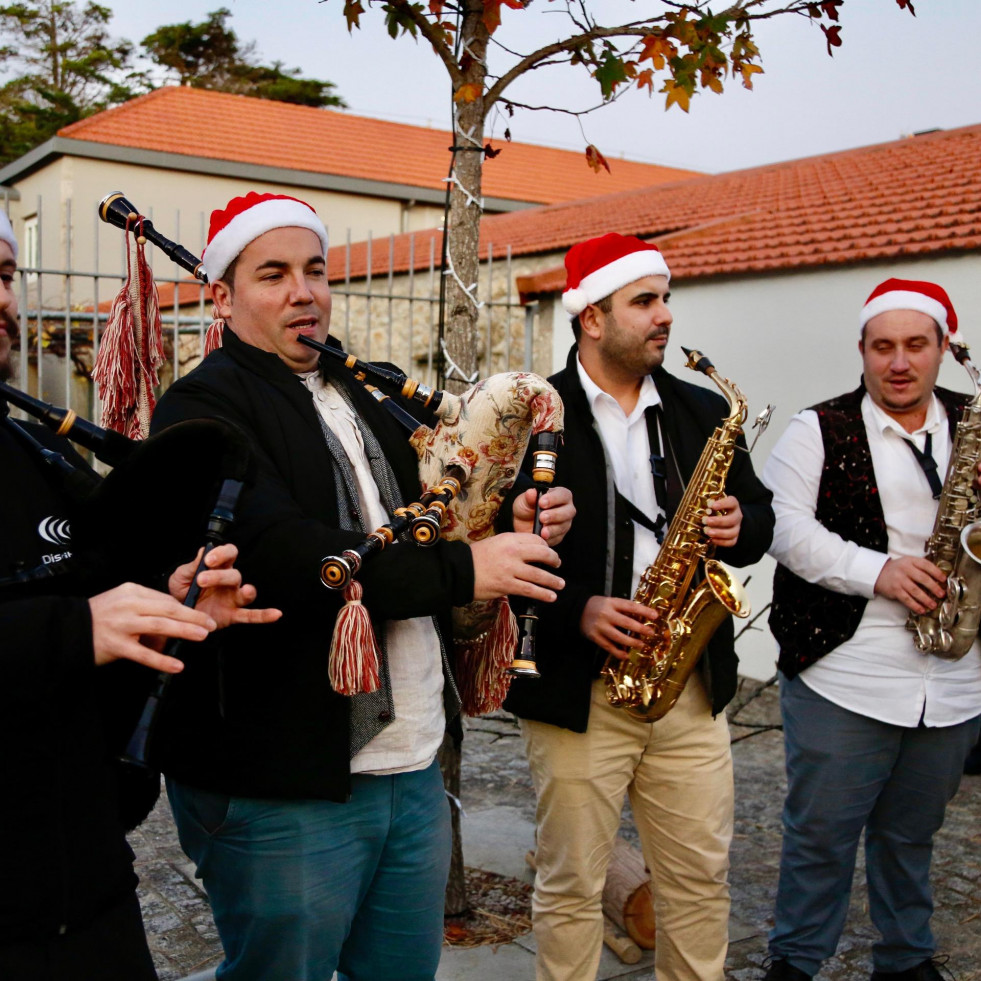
[
  {"xmin": 859, "ymin": 290, "xmax": 949, "ymax": 334},
  {"xmin": 202, "ymin": 199, "xmax": 328, "ymax": 283},
  {"xmin": 0, "ymin": 211, "xmax": 17, "ymax": 260},
  {"xmin": 562, "ymin": 249, "xmax": 670, "ymax": 317}
]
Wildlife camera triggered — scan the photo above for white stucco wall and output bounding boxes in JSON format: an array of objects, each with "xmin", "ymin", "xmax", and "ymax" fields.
[
  {"xmin": 8, "ymin": 156, "xmax": 433, "ymax": 304},
  {"xmin": 549, "ymin": 253, "xmax": 981, "ymax": 679}
]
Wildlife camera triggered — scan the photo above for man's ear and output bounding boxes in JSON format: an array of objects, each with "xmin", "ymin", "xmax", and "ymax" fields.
[
  {"xmin": 579, "ymin": 303, "xmax": 604, "ymax": 340},
  {"xmin": 211, "ymin": 279, "xmax": 233, "ymax": 320}
]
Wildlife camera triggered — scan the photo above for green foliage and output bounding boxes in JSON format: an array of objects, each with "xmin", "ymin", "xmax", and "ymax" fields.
[
  {"xmin": 594, "ymin": 48, "xmax": 629, "ymax": 100},
  {"xmin": 0, "ymin": 0, "xmax": 145, "ymax": 164},
  {"xmin": 382, "ymin": 1, "xmax": 422, "ymax": 39},
  {"xmin": 0, "ymin": 2, "xmax": 348, "ymax": 166},
  {"xmin": 140, "ymin": 7, "xmax": 346, "ymax": 108},
  {"xmin": 140, "ymin": 8, "xmax": 242, "ymax": 88},
  {"xmin": 246, "ymin": 63, "xmax": 346, "ymax": 109}
]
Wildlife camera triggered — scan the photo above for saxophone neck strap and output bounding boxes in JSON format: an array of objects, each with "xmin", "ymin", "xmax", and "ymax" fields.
[
  {"xmin": 645, "ymin": 404, "xmax": 684, "ymax": 519},
  {"xmin": 902, "ymin": 430, "xmax": 943, "ymax": 500},
  {"xmin": 617, "ymin": 489, "xmax": 665, "ymax": 545}
]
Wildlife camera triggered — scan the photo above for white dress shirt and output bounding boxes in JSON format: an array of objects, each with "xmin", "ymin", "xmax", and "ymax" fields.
[
  {"xmin": 763, "ymin": 391, "xmax": 981, "ymax": 727},
  {"xmin": 576, "ymin": 357, "xmax": 664, "ymax": 593},
  {"xmin": 301, "ymin": 372, "xmax": 446, "ymax": 774}
]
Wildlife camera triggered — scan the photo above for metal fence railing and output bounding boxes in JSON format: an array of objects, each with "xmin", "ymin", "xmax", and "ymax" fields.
[{"xmin": 4, "ymin": 196, "xmax": 541, "ymax": 425}]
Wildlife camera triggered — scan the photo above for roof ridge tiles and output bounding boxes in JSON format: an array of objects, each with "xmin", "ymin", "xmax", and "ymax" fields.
[{"xmin": 51, "ymin": 86, "xmax": 699, "ymax": 207}]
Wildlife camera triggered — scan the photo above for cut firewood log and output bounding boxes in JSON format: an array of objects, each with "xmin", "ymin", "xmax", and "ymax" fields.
[
  {"xmin": 603, "ymin": 916, "xmax": 643, "ymax": 964},
  {"xmin": 601, "ymin": 837, "xmax": 656, "ymax": 950},
  {"xmin": 525, "ymin": 836, "xmax": 656, "ymax": 951},
  {"xmin": 524, "ymin": 849, "xmax": 645, "ymax": 966}
]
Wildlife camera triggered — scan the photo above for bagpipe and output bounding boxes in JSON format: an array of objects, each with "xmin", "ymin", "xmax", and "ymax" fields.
[{"xmin": 98, "ymin": 192, "xmax": 564, "ymax": 715}]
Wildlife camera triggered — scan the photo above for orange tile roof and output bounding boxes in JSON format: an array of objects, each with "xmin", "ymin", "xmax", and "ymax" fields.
[
  {"xmin": 57, "ymin": 87, "xmax": 699, "ymax": 206},
  {"xmin": 325, "ymin": 124, "xmax": 981, "ymax": 289}
]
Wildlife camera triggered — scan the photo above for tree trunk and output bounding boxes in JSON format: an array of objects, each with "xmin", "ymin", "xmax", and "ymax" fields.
[
  {"xmin": 441, "ymin": 0, "xmax": 489, "ymax": 393},
  {"xmin": 438, "ymin": 730, "xmax": 468, "ymax": 915},
  {"xmin": 440, "ymin": 0, "xmax": 491, "ymax": 917}
]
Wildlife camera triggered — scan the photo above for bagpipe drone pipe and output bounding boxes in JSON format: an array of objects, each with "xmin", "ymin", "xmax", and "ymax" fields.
[{"xmin": 98, "ymin": 191, "xmax": 564, "ymax": 714}]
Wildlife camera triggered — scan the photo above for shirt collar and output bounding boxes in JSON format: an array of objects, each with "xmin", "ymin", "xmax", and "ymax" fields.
[
  {"xmin": 576, "ymin": 355, "xmax": 660, "ymax": 423},
  {"xmin": 863, "ymin": 390, "xmax": 944, "ymax": 439},
  {"xmin": 298, "ymin": 369, "xmax": 321, "ymax": 391}
]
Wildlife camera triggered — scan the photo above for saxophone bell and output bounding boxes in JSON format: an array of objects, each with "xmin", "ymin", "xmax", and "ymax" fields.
[
  {"xmin": 913, "ymin": 520, "xmax": 981, "ymax": 660},
  {"xmin": 605, "ymin": 559, "xmax": 751, "ymax": 722}
]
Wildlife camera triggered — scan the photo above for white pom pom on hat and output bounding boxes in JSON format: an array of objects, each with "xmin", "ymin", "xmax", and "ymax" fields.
[
  {"xmin": 562, "ymin": 233, "xmax": 670, "ymax": 319},
  {"xmin": 561, "ymin": 287, "xmax": 590, "ymax": 317}
]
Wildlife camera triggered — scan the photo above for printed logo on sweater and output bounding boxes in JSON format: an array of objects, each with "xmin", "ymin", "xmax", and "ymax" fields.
[{"xmin": 38, "ymin": 515, "xmax": 71, "ymax": 546}]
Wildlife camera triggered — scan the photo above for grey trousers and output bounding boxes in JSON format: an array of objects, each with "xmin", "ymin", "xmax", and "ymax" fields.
[{"xmin": 769, "ymin": 673, "xmax": 980, "ymax": 976}]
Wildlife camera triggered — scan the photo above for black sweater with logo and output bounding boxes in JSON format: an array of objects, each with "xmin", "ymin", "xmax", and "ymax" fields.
[{"xmin": 0, "ymin": 418, "xmax": 141, "ymax": 945}]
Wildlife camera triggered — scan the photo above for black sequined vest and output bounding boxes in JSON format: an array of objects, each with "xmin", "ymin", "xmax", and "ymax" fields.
[{"xmin": 769, "ymin": 384, "xmax": 967, "ymax": 680}]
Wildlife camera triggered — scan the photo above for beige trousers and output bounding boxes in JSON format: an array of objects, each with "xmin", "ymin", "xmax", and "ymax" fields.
[{"xmin": 520, "ymin": 676, "xmax": 733, "ymax": 981}]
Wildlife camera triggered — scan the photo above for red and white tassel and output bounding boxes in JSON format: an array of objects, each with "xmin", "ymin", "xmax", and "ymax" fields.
[
  {"xmin": 203, "ymin": 304, "xmax": 225, "ymax": 356},
  {"xmin": 328, "ymin": 580, "xmax": 382, "ymax": 695},
  {"xmin": 455, "ymin": 598, "xmax": 518, "ymax": 716},
  {"xmin": 93, "ymin": 219, "xmax": 164, "ymax": 439}
]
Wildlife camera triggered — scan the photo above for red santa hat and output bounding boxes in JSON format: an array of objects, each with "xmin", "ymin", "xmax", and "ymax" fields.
[
  {"xmin": 562, "ymin": 233, "xmax": 670, "ymax": 318},
  {"xmin": 859, "ymin": 278, "xmax": 958, "ymax": 337},
  {"xmin": 201, "ymin": 191, "xmax": 329, "ymax": 283},
  {"xmin": 0, "ymin": 210, "xmax": 17, "ymax": 259}
]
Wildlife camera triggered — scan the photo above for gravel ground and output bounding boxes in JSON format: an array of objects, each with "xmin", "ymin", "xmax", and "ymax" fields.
[{"xmin": 131, "ymin": 679, "xmax": 981, "ymax": 981}]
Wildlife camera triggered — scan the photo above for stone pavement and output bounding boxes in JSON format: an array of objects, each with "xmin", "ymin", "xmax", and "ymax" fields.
[{"xmin": 130, "ymin": 681, "xmax": 981, "ymax": 981}]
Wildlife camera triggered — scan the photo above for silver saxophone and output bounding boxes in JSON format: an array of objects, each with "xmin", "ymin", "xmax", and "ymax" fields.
[{"xmin": 907, "ymin": 340, "xmax": 981, "ymax": 659}]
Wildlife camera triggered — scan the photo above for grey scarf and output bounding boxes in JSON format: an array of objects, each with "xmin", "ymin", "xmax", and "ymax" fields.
[
  {"xmin": 313, "ymin": 378, "xmax": 461, "ymax": 753},
  {"xmin": 314, "ymin": 382, "xmax": 405, "ymax": 756}
]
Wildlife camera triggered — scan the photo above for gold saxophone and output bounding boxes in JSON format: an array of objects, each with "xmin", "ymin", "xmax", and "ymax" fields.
[
  {"xmin": 602, "ymin": 348, "xmax": 752, "ymax": 722},
  {"xmin": 906, "ymin": 340, "xmax": 981, "ymax": 660}
]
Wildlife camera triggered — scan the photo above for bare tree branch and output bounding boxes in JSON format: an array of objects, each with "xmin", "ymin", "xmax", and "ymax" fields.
[
  {"xmin": 497, "ymin": 85, "xmax": 635, "ymax": 122},
  {"xmin": 485, "ymin": 22, "xmax": 657, "ymax": 109}
]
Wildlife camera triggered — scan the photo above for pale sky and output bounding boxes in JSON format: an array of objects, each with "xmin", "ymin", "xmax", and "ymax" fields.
[{"xmin": 92, "ymin": 1, "xmax": 981, "ymax": 174}]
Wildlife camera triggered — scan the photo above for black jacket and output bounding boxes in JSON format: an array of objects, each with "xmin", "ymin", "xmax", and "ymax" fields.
[
  {"xmin": 504, "ymin": 345, "xmax": 774, "ymax": 732},
  {"xmin": 0, "ymin": 418, "xmax": 140, "ymax": 945},
  {"xmin": 150, "ymin": 328, "xmax": 476, "ymax": 802}
]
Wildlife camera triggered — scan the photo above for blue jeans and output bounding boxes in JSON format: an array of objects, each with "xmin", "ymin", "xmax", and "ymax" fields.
[
  {"xmin": 168, "ymin": 759, "xmax": 451, "ymax": 981},
  {"xmin": 769, "ymin": 673, "xmax": 980, "ymax": 977}
]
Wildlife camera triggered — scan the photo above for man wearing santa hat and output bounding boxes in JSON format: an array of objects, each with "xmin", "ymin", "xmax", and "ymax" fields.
[
  {"xmin": 149, "ymin": 191, "xmax": 574, "ymax": 981},
  {"xmin": 762, "ymin": 279, "xmax": 981, "ymax": 981},
  {"xmin": 504, "ymin": 232, "xmax": 774, "ymax": 981}
]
